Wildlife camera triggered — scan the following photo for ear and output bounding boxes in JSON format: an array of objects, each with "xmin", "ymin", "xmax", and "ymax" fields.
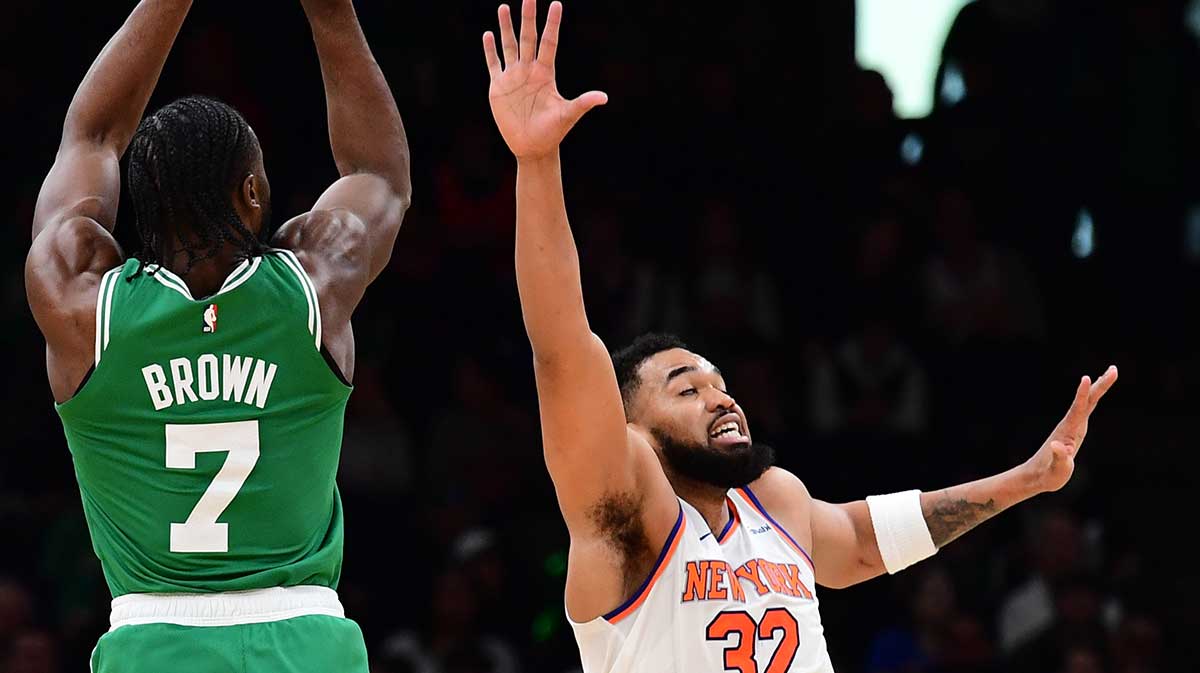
[{"xmin": 241, "ymin": 173, "xmax": 261, "ymax": 211}]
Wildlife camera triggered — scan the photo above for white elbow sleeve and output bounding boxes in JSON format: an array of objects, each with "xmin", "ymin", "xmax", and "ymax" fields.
[{"xmin": 866, "ymin": 490, "xmax": 937, "ymax": 574}]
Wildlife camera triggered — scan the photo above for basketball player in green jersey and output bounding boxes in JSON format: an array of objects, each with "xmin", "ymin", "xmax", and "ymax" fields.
[{"xmin": 24, "ymin": 1, "xmax": 409, "ymax": 671}]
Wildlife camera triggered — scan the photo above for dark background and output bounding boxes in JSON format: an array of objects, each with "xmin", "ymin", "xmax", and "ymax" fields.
[{"xmin": 2, "ymin": 1, "xmax": 1198, "ymax": 672}]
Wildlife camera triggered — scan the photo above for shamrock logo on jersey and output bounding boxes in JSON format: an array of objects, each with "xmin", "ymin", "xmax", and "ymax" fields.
[{"xmin": 203, "ymin": 304, "xmax": 218, "ymax": 333}]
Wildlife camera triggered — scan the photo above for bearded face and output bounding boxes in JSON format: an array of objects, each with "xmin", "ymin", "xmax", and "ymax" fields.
[{"xmin": 629, "ymin": 348, "xmax": 774, "ymax": 489}]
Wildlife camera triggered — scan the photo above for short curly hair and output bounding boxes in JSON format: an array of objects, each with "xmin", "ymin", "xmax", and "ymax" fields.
[{"xmin": 610, "ymin": 333, "xmax": 690, "ymax": 412}]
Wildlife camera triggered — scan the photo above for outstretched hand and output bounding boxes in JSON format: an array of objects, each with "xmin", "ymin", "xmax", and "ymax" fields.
[
  {"xmin": 1026, "ymin": 366, "xmax": 1118, "ymax": 494},
  {"xmin": 483, "ymin": 0, "xmax": 607, "ymax": 160}
]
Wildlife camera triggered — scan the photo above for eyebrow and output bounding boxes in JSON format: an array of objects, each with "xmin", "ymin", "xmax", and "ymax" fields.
[{"xmin": 665, "ymin": 364, "xmax": 722, "ymax": 383}]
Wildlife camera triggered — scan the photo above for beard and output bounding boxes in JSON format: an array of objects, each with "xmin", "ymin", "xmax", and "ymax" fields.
[{"xmin": 653, "ymin": 428, "xmax": 775, "ymax": 489}]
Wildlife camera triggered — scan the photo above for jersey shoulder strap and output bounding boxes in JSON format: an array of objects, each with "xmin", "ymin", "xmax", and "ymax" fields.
[{"xmin": 92, "ymin": 264, "xmax": 126, "ymax": 367}]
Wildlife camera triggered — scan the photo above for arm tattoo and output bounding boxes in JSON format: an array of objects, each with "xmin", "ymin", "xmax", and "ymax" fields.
[{"xmin": 922, "ymin": 491, "xmax": 998, "ymax": 548}]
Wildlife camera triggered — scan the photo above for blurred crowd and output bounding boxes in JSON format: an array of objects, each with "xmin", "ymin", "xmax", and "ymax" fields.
[{"xmin": 2, "ymin": 1, "xmax": 1199, "ymax": 672}]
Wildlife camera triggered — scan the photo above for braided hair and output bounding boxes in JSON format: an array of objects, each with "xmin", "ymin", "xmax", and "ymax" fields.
[{"xmin": 126, "ymin": 96, "xmax": 267, "ymax": 274}]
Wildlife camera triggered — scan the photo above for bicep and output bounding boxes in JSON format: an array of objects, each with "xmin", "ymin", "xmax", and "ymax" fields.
[
  {"xmin": 33, "ymin": 141, "xmax": 122, "ymax": 241},
  {"xmin": 810, "ymin": 499, "xmax": 885, "ymax": 589},
  {"xmin": 26, "ymin": 217, "xmax": 122, "ymax": 353},
  {"xmin": 310, "ymin": 173, "xmax": 409, "ymax": 281},
  {"xmin": 536, "ymin": 334, "xmax": 676, "ymax": 534}
]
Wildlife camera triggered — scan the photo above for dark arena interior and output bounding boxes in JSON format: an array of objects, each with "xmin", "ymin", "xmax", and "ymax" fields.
[{"xmin": 1, "ymin": 1, "xmax": 1197, "ymax": 672}]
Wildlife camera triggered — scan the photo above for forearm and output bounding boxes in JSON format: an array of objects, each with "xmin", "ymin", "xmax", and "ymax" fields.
[
  {"xmin": 63, "ymin": 0, "xmax": 191, "ymax": 149},
  {"xmin": 304, "ymin": 1, "xmax": 410, "ymax": 196},
  {"xmin": 515, "ymin": 153, "xmax": 593, "ymax": 360},
  {"xmin": 860, "ymin": 463, "xmax": 1040, "ymax": 578},
  {"xmin": 920, "ymin": 464, "xmax": 1039, "ymax": 548}
]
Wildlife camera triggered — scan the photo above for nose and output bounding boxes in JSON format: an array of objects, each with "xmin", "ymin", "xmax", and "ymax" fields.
[{"xmin": 706, "ymin": 388, "xmax": 736, "ymax": 412}]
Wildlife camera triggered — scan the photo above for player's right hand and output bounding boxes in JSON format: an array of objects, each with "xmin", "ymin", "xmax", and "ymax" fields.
[{"xmin": 483, "ymin": 0, "xmax": 607, "ymax": 160}]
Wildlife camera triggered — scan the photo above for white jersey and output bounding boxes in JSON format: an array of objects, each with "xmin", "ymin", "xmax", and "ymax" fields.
[{"xmin": 570, "ymin": 487, "xmax": 836, "ymax": 673}]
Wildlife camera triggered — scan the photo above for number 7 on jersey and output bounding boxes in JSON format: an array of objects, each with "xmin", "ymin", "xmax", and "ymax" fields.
[{"xmin": 166, "ymin": 420, "xmax": 260, "ymax": 553}]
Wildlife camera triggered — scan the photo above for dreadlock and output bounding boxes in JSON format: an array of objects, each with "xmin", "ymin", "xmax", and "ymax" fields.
[{"xmin": 126, "ymin": 96, "xmax": 266, "ymax": 275}]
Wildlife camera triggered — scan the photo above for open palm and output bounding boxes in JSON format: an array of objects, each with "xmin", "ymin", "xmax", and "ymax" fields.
[
  {"xmin": 483, "ymin": 0, "xmax": 607, "ymax": 159},
  {"xmin": 1028, "ymin": 366, "xmax": 1118, "ymax": 493}
]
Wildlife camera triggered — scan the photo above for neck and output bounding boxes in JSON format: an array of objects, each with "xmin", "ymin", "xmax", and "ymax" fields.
[
  {"xmin": 670, "ymin": 475, "xmax": 731, "ymax": 536},
  {"xmin": 161, "ymin": 243, "xmax": 252, "ymax": 298}
]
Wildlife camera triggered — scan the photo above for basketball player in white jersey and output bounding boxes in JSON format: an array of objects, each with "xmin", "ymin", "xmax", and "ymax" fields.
[{"xmin": 481, "ymin": 2, "xmax": 1118, "ymax": 671}]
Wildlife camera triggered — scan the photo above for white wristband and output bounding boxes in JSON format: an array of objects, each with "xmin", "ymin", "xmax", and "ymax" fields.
[{"xmin": 866, "ymin": 490, "xmax": 937, "ymax": 574}]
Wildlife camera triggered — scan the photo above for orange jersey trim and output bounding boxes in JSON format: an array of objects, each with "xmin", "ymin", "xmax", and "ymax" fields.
[
  {"xmin": 735, "ymin": 487, "xmax": 816, "ymax": 573},
  {"xmin": 604, "ymin": 507, "xmax": 687, "ymax": 624},
  {"xmin": 716, "ymin": 496, "xmax": 741, "ymax": 545}
]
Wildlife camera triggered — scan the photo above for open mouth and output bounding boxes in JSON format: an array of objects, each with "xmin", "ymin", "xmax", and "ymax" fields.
[{"xmin": 709, "ymin": 413, "xmax": 744, "ymax": 439}]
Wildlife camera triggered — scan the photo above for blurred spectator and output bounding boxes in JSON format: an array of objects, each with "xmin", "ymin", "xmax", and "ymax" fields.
[
  {"xmin": 433, "ymin": 122, "xmax": 515, "ymax": 273},
  {"xmin": 922, "ymin": 186, "xmax": 1046, "ymax": 347},
  {"xmin": 579, "ymin": 207, "xmax": 684, "ymax": 344},
  {"xmin": 5, "ymin": 629, "xmax": 60, "ymax": 673},
  {"xmin": 998, "ymin": 508, "xmax": 1094, "ymax": 654},
  {"xmin": 426, "ymin": 354, "xmax": 532, "ymax": 494},
  {"xmin": 1058, "ymin": 645, "xmax": 1106, "ymax": 673},
  {"xmin": 808, "ymin": 308, "xmax": 928, "ymax": 438},
  {"xmin": 1110, "ymin": 613, "xmax": 1165, "ymax": 673},
  {"xmin": 865, "ymin": 564, "xmax": 991, "ymax": 673},
  {"xmin": 0, "ymin": 578, "xmax": 34, "ymax": 650},
  {"xmin": 686, "ymin": 201, "xmax": 783, "ymax": 346},
  {"xmin": 1007, "ymin": 573, "xmax": 1111, "ymax": 673},
  {"xmin": 338, "ymin": 359, "xmax": 417, "ymax": 498},
  {"xmin": 377, "ymin": 566, "xmax": 520, "ymax": 673}
]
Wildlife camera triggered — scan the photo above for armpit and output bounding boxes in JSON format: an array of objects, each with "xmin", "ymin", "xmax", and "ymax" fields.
[{"xmin": 590, "ymin": 491, "xmax": 656, "ymax": 595}]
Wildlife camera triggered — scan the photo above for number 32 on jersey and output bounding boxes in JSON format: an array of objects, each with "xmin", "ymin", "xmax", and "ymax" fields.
[{"xmin": 707, "ymin": 609, "xmax": 800, "ymax": 673}]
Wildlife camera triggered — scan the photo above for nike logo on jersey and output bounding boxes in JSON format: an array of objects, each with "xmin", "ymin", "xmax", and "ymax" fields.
[
  {"xmin": 681, "ymin": 559, "xmax": 814, "ymax": 604},
  {"xmin": 699, "ymin": 533, "xmax": 712, "ymax": 541},
  {"xmin": 142, "ymin": 354, "xmax": 279, "ymax": 411}
]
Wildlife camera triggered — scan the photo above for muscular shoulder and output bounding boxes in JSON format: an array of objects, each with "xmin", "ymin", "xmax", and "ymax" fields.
[
  {"xmin": 272, "ymin": 210, "xmax": 368, "ymax": 263},
  {"xmin": 28, "ymin": 216, "xmax": 121, "ymax": 280},
  {"xmin": 26, "ymin": 216, "xmax": 122, "ymax": 317},
  {"xmin": 271, "ymin": 211, "xmax": 369, "ymax": 309},
  {"xmin": 747, "ymin": 467, "xmax": 814, "ymax": 537}
]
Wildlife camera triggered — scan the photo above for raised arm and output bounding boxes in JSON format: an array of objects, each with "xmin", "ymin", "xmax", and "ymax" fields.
[
  {"xmin": 272, "ymin": 0, "xmax": 411, "ymax": 382},
  {"xmin": 757, "ymin": 366, "xmax": 1118, "ymax": 589},
  {"xmin": 27, "ymin": 0, "xmax": 192, "ymax": 402},
  {"xmin": 483, "ymin": 0, "xmax": 678, "ymax": 621},
  {"xmin": 275, "ymin": 0, "xmax": 411, "ymax": 285},
  {"xmin": 32, "ymin": 0, "xmax": 191, "ymax": 242}
]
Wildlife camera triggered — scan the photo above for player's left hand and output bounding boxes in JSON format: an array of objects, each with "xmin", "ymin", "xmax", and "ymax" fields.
[{"xmin": 1024, "ymin": 366, "xmax": 1118, "ymax": 494}]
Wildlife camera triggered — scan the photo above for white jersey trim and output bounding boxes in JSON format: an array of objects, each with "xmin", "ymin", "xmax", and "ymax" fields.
[
  {"xmin": 93, "ymin": 268, "xmax": 121, "ymax": 366},
  {"xmin": 108, "ymin": 585, "xmax": 345, "ymax": 631},
  {"xmin": 218, "ymin": 256, "xmax": 260, "ymax": 295},
  {"xmin": 275, "ymin": 250, "xmax": 323, "ymax": 350},
  {"xmin": 144, "ymin": 257, "xmax": 264, "ymax": 302}
]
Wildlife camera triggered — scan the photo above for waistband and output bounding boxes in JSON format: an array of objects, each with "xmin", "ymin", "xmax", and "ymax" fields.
[{"xmin": 109, "ymin": 585, "xmax": 345, "ymax": 631}]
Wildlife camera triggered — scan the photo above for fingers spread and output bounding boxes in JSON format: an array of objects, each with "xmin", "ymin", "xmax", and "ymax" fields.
[
  {"xmin": 538, "ymin": 1, "xmax": 563, "ymax": 67},
  {"xmin": 498, "ymin": 4, "xmax": 518, "ymax": 67},
  {"xmin": 566, "ymin": 90, "xmax": 608, "ymax": 125},
  {"xmin": 519, "ymin": 0, "xmax": 538, "ymax": 61},
  {"xmin": 1062, "ymin": 375, "xmax": 1091, "ymax": 426},
  {"xmin": 1087, "ymin": 365, "xmax": 1118, "ymax": 412},
  {"xmin": 483, "ymin": 32, "xmax": 502, "ymax": 78}
]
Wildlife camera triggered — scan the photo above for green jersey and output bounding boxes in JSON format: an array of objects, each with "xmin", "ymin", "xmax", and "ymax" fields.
[{"xmin": 56, "ymin": 251, "xmax": 352, "ymax": 598}]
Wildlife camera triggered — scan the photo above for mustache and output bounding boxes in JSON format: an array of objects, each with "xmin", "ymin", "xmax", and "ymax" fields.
[{"xmin": 652, "ymin": 428, "xmax": 775, "ymax": 489}]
